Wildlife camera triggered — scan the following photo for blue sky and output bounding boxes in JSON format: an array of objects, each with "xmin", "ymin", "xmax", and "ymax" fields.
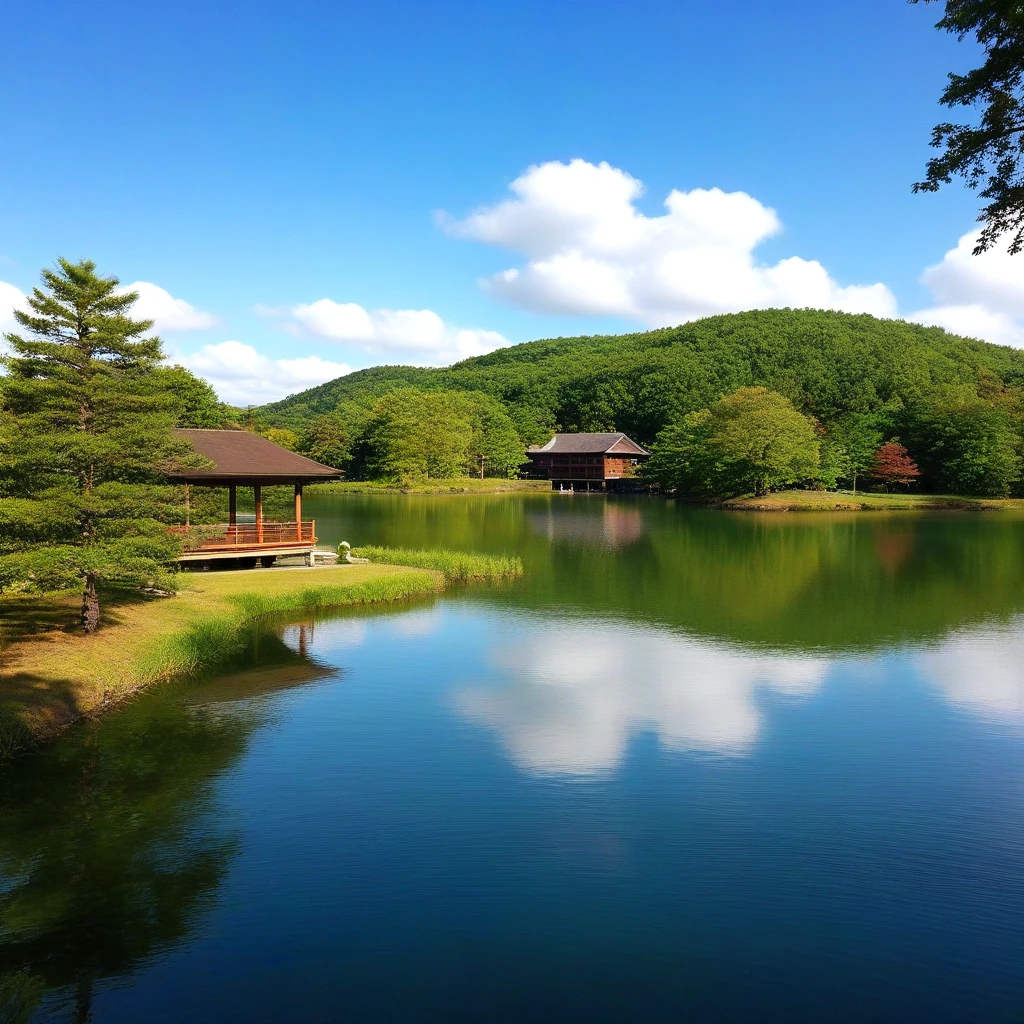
[{"xmin": 2, "ymin": 0, "xmax": 1019, "ymax": 404}]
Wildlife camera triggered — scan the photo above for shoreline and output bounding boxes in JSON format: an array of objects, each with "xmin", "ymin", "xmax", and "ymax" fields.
[
  {"xmin": 307, "ymin": 479, "xmax": 550, "ymax": 495},
  {"xmin": 0, "ymin": 563, "xmax": 448, "ymax": 761},
  {"xmin": 308, "ymin": 481, "xmax": 1024, "ymax": 511},
  {"xmin": 720, "ymin": 490, "xmax": 1024, "ymax": 512}
]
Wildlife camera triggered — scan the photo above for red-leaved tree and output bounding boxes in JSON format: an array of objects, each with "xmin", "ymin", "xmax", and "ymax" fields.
[{"xmin": 871, "ymin": 442, "xmax": 921, "ymax": 490}]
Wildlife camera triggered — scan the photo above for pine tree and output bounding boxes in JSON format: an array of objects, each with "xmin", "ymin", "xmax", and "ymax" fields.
[{"xmin": 0, "ymin": 258, "xmax": 190, "ymax": 631}]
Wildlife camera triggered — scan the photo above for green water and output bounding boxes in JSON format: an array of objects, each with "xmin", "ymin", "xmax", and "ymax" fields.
[
  {"xmin": 3, "ymin": 495, "xmax": 1024, "ymax": 1022},
  {"xmin": 316, "ymin": 493, "xmax": 1024, "ymax": 649}
]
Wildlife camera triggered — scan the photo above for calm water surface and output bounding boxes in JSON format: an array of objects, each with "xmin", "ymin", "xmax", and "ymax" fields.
[{"xmin": 3, "ymin": 496, "xmax": 1024, "ymax": 1022}]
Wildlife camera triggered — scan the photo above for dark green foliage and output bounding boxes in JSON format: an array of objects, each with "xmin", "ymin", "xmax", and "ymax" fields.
[
  {"xmin": 0, "ymin": 684, "xmax": 259, "ymax": 1018},
  {"xmin": 909, "ymin": 391, "xmax": 1021, "ymax": 494},
  {"xmin": 912, "ymin": 0, "xmax": 1024, "ymax": 254},
  {"xmin": 298, "ymin": 413, "xmax": 355, "ymax": 472},
  {"xmin": 642, "ymin": 412, "xmax": 718, "ymax": 496},
  {"xmin": 0, "ymin": 259, "xmax": 191, "ymax": 628},
  {"xmin": 154, "ymin": 364, "xmax": 232, "ymax": 427},
  {"xmin": 828, "ymin": 413, "xmax": 887, "ymax": 493},
  {"xmin": 264, "ymin": 363, "xmax": 435, "ymax": 426}
]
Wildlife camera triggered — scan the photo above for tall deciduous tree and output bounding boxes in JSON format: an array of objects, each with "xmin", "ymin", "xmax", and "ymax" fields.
[
  {"xmin": 0, "ymin": 259, "xmax": 189, "ymax": 631},
  {"xmin": 298, "ymin": 414, "xmax": 354, "ymax": 473},
  {"xmin": 355, "ymin": 388, "xmax": 523, "ymax": 483},
  {"xmin": 831, "ymin": 414, "xmax": 885, "ymax": 494},
  {"xmin": 705, "ymin": 387, "xmax": 821, "ymax": 496},
  {"xmin": 913, "ymin": 0, "xmax": 1024, "ymax": 254},
  {"xmin": 913, "ymin": 393, "xmax": 1021, "ymax": 494},
  {"xmin": 642, "ymin": 410, "xmax": 717, "ymax": 495},
  {"xmin": 645, "ymin": 387, "xmax": 820, "ymax": 497},
  {"xmin": 361, "ymin": 389, "xmax": 473, "ymax": 483},
  {"xmin": 154, "ymin": 364, "xmax": 229, "ymax": 428},
  {"xmin": 453, "ymin": 391, "xmax": 525, "ymax": 478}
]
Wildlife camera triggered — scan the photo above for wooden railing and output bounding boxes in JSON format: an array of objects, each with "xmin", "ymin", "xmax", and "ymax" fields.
[{"xmin": 173, "ymin": 520, "xmax": 316, "ymax": 551}]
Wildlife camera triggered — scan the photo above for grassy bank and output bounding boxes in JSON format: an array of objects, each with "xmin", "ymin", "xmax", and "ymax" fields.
[
  {"xmin": 308, "ymin": 478, "xmax": 550, "ymax": 495},
  {"xmin": 354, "ymin": 546, "xmax": 524, "ymax": 583},
  {"xmin": 722, "ymin": 490, "xmax": 1024, "ymax": 512},
  {"xmin": 0, "ymin": 564, "xmax": 444, "ymax": 760}
]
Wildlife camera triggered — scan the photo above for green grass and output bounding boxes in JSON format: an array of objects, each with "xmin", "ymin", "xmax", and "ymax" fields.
[
  {"xmin": 140, "ymin": 569, "xmax": 447, "ymax": 682},
  {"xmin": 0, "ymin": 546, "xmax": 528, "ymax": 761},
  {"xmin": 722, "ymin": 490, "xmax": 1024, "ymax": 512},
  {"xmin": 354, "ymin": 545, "xmax": 524, "ymax": 583},
  {"xmin": 307, "ymin": 478, "xmax": 549, "ymax": 495},
  {"xmin": 0, "ymin": 564, "xmax": 443, "ymax": 760}
]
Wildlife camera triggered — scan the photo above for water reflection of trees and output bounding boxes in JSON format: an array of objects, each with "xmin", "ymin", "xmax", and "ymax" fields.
[
  {"xmin": 582, "ymin": 512, "xmax": 1024, "ymax": 650},
  {"xmin": 310, "ymin": 493, "xmax": 1024, "ymax": 651},
  {"xmin": 0, "ymin": 682, "xmax": 265, "ymax": 1023}
]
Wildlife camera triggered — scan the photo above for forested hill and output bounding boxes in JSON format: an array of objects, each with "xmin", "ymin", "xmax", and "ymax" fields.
[{"xmin": 258, "ymin": 309, "xmax": 1024, "ymax": 447}]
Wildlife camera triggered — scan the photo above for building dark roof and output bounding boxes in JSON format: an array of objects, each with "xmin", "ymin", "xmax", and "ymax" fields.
[
  {"xmin": 528, "ymin": 432, "xmax": 650, "ymax": 457},
  {"xmin": 168, "ymin": 429, "xmax": 341, "ymax": 484}
]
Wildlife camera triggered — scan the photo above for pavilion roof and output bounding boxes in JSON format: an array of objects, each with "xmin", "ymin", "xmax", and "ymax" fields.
[
  {"xmin": 168, "ymin": 429, "xmax": 341, "ymax": 484},
  {"xmin": 528, "ymin": 432, "xmax": 650, "ymax": 457}
]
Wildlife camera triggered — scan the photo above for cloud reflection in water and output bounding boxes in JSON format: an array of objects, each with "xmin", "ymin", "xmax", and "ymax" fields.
[
  {"xmin": 454, "ymin": 621, "xmax": 830, "ymax": 774},
  {"xmin": 285, "ymin": 607, "xmax": 1024, "ymax": 776},
  {"xmin": 916, "ymin": 625, "xmax": 1024, "ymax": 725}
]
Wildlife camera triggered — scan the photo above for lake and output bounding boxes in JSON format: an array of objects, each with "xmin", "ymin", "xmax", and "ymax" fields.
[{"xmin": 3, "ymin": 494, "xmax": 1024, "ymax": 1022}]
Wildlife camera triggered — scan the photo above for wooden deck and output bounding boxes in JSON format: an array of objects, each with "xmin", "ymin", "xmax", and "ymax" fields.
[{"xmin": 173, "ymin": 520, "xmax": 318, "ymax": 563}]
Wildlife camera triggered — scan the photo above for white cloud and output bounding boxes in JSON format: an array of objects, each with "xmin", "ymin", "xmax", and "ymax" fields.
[
  {"xmin": 178, "ymin": 340, "xmax": 351, "ymax": 405},
  {"xmin": 907, "ymin": 303, "xmax": 1024, "ymax": 348},
  {"xmin": 440, "ymin": 158, "xmax": 897, "ymax": 326},
  {"xmin": 455, "ymin": 618, "xmax": 829, "ymax": 774},
  {"xmin": 120, "ymin": 281, "xmax": 218, "ymax": 332},
  {"xmin": 916, "ymin": 622, "xmax": 1024, "ymax": 727},
  {"xmin": 268, "ymin": 299, "xmax": 510, "ymax": 365},
  {"xmin": 908, "ymin": 231, "xmax": 1024, "ymax": 347}
]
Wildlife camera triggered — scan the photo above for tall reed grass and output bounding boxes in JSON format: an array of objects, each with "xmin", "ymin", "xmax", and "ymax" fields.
[{"xmin": 353, "ymin": 546, "xmax": 523, "ymax": 583}]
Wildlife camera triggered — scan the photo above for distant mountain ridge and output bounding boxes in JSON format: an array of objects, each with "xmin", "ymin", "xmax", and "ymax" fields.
[{"xmin": 258, "ymin": 309, "xmax": 1024, "ymax": 446}]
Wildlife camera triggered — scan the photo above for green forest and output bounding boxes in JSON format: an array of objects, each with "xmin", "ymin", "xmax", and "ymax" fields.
[{"xmin": 253, "ymin": 308, "xmax": 1024, "ymax": 496}]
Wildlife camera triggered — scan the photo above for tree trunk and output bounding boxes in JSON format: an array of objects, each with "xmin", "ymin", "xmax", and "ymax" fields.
[
  {"xmin": 81, "ymin": 572, "xmax": 100, "ymax": 633},
  {"xmin": 74, "ymin": 975, "xmax": 93, "ymax": 1024}
]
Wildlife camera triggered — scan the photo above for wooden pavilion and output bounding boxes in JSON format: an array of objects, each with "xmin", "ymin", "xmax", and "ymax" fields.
[
  {"xmin": 525, "ymin": 432, "xmax": 650, "ymax": 491},
  {"xmin": 167, "ymin": 429, "xmax": 340, "ymax": 565}
]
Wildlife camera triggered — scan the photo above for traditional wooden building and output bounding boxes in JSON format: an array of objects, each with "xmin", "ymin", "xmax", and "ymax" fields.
[
  {"xmin": 166, "ymin": 429, "xmax": 340, "ymax": 566},
  {"xmin": 525, "ymin": 432, "xmax": 650, "ymax": 491}
]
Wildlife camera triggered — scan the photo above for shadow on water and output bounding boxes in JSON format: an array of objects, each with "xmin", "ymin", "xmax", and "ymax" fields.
[{"xmin": 0, "ymin": 629, "xmax": 325, "ymax": 1023}]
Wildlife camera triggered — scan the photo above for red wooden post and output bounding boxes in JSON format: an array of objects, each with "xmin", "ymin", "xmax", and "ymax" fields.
[
  {"xmin": 229, "ymin": 484, "xmax": 237, "ymax": 542},
  {"xmin": 294, "ymin": 483, "xmax": 302, "ymax": 540},
  {"xmin": 254, "ymin": 484, "xmax": 263, "ymax": 544}
]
